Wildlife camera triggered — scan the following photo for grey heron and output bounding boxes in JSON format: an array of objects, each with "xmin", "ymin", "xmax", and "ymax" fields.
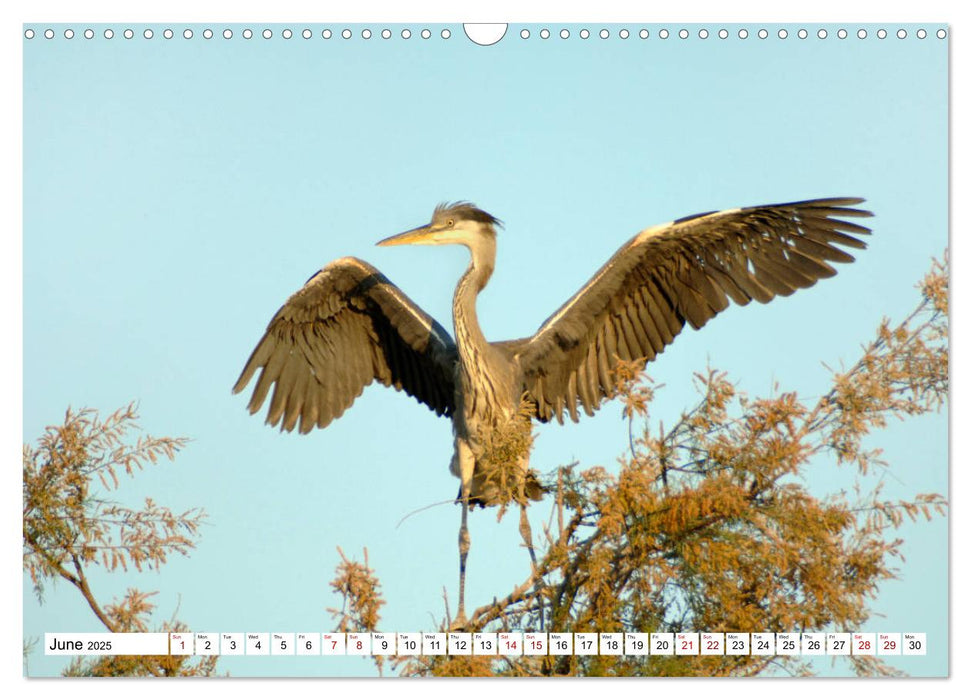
[{"xmin": 233, "ymin": 197, "xmax": 872, "ymax": 627}]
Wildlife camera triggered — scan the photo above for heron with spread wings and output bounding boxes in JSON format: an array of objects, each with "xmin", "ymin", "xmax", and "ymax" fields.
[{"xmin": 233, "ymin": 197, "xmax": 872, "ymax": 628}]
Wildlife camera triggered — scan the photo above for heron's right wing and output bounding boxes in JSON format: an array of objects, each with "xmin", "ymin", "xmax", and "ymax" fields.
[
  {"xmin": 501, "ymin": 197, "xmax": 872, "ymax": 423},
  {"xmin": 233, "ymin": 257, "xmax": 458, "ymax": 433}
]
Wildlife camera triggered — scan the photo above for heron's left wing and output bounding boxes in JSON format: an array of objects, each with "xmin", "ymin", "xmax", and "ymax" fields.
[
  {"xmin": 501, "ymin": 197, "xmax": 872, "ymax": 423},
  {"xmin": 234, "ymin": 257, "xmax": 458, "ymax": 433}
]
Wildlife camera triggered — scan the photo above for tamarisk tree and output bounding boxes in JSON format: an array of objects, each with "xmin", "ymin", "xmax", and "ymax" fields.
[
  {"xmin": 331, "ymin": 254, "xmax": 948, "ymax": 678},
  {"xmin": 23, "ymin": 403, "xmax": 214, "ymax": 677}
]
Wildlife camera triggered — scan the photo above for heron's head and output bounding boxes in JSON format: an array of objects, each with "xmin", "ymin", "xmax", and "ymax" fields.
[{"xmin": 377, "ymin": 202, "xmax": 502, "ymax": 249}]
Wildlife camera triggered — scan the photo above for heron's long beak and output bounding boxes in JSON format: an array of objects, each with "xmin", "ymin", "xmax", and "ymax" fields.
[{"xmin": 376, "ymin": 224, "xmax": 436, "ymax": 247}]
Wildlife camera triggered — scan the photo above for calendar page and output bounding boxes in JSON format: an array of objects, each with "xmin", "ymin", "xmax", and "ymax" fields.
[{"xmin": 21, "ymin": 7, "xmax": 949, "ymax": 681}]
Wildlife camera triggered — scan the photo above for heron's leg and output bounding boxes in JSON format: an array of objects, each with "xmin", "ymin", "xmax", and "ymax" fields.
[
  {"xmin": 517, "ymin": 454, "xmax": 543, "ymax": 630},
  {"xmin": 518, "ymin": 503, "xmax": 542, "ymax": 630},
  {"xmin": 516, "ymin": 450, "xmax": 539, "ymax": 573},
  {"xmin": 518, "ymin": 502, "xmax": 538, "ymax": 572},
  {"xmin": 452, "ymin": 439, "xmax": 475, "ymax": 630}
]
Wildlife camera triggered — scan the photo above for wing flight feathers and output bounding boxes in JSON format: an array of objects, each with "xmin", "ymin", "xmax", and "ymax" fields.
[
  {"xmin": 234, "ymin": 257, "xmax": 457, "ymax": 433},
  {"xmin": 509, "ymin": 197, "xmax": 872, "ymax": 422}
]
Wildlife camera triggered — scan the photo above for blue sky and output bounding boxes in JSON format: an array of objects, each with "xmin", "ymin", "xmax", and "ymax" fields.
[{"xmin": 22, "ymin": 21, "xmax": 948, "ymax": 678}]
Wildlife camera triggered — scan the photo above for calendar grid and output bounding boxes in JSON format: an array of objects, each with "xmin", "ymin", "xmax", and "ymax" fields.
[{"xmin": 44, "ymin": 631, "xmax": 926, "ymax": 657}]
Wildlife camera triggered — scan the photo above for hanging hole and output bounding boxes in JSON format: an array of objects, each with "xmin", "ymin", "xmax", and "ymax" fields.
[{"xmin": 463, "ymin": 23, "xmax": 507, "ymax": 46}]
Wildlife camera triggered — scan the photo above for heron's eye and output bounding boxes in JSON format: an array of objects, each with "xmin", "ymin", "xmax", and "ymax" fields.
[{"xmin": 446, "ymin": 219, "xmax": 454, "ymax": 227}]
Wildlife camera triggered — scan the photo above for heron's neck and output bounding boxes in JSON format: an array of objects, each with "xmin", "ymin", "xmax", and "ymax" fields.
[{"xmin": 453, "ymin": 233, "xmax": 495, "ymax": 352}]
